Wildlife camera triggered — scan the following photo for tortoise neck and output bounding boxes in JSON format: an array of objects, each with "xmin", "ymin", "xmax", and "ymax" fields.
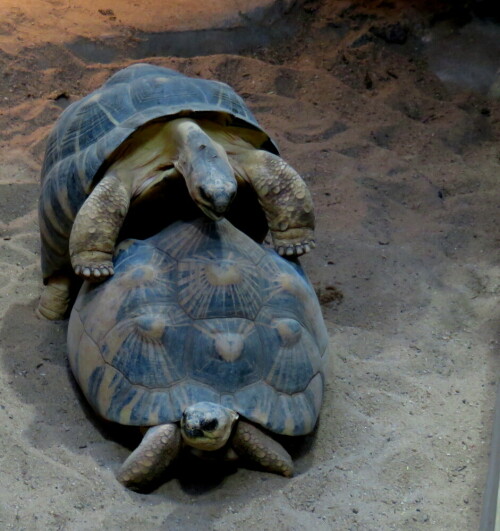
[
  {"xmin": 171, "ymin": 118, "xmax": 237, "ymax": 219},
  {"xmin": 167, "ymin": 118, "xmax": 210, "ymax": 150}
]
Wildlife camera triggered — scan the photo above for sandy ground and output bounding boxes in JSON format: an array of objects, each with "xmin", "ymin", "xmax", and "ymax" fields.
[{"xmin": 0, "ymin": 0, "xmax": 498, "ymax": 529}]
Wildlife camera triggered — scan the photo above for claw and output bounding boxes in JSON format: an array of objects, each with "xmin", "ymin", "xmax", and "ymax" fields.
[
  {"xmin": 275, "ymin": 242, "xmax": 313, "ymax": 257},
  {"xmin": 73, "ymin": 263, "xmax": 114, "ymax": 282}
]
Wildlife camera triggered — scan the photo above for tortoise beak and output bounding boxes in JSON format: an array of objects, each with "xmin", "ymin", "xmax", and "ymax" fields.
[
  {"xmin": 183, "ymin": 427, "xmax": 204, "ymax": 439},
  {"xmin": 198, "ymin": 187, "xmax": 236, "ymax": 220},
  {"xmin": 199, "ymin": 203, "xmax": 223, "ymax": 221}
]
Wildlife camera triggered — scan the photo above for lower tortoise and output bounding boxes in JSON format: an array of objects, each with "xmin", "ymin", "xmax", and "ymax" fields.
[
  {"xmin": 39, "ymin": 63, "xmax": 315, "ymax": 320},
  {"xmin": 68, "ymin": 217, "xmax": 328, "ymax": 490}
]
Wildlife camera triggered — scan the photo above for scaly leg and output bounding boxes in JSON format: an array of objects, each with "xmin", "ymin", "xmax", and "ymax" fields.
[
  {"xmin": 231, "ymin": 420, "xmax": 293, "ymax": 477},
  {"xmin": 231, "ymin": 150, "xmax": 315, "ymax": 257},
  {"xmin": 117, "ymin": 424, "xmax": 181, "ymax": 491},
  {"xmin": 36, "ymin": 274, "xmax": 72, "ymax": 320},
  {"xmin": 69, "ymin": 174, "xmax": 130, "ymax": 281}
]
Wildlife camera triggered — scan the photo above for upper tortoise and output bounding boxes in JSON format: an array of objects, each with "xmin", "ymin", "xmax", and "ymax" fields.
[
  {"xmin": 68, "ymin": 217, "xmax": 328, "ymax": 491},
  {"xmin": 38, "ymin": 63, "xmax": 315, "ymax": 320}
]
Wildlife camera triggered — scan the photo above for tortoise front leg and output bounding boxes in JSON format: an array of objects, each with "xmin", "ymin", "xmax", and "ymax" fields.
[
  {"xmin": 232, "ymin": 150, "xmax": 315, "ymax": 257},
  {"xmin": 117, "ymin": 424, "xmax": 181, "ymax": 491},
  {"xmin": 231, "ymin": 420, "xmax": 293, "ymax": 477},
  {"xmin": 69, "ymin": 174, "xmax": 130, "ymax": 281}
]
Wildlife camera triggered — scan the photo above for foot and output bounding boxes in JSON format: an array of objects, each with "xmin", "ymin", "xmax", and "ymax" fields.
[
  {"xmin": 272, "ymin": 228, "xmax": 316, "ymax": 257},
  {"xmin": 117, "ymin": 424, "xmax": 181, "ymax": 491},
  {"xmin": 36, "ymin": 276, "xmax": 71, "ymax": 320},
  {"xmin": 71, "ymin": 251, "xmax": 114, "ymax": 281}
]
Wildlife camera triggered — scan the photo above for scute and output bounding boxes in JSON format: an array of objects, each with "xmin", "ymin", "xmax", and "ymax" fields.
[
  {"xmin": 68, "ymin": 218, "xmax": 328, "ymax": 433},
  {"xmin": 177, "ymin": 256, "xmax": 263, "ymax": 319},
  {"xmin": 103, "ymin": 315, "xmax": 184, "ymax": 388},
  {"xmin": 185, "ymin": 318, "xmax": 266, "ymax": 393},
  {"xmin": 260, "ymin": 318, "xmax": 321, "ymax": 394},
  {"xmin": 148, "ymin": 213, "xmax": 268, "ymax": 262},
  {"xmin": 103, "ymin": 63, "xmax": 184, "ymax": 87},
  {"xmin": 259, "ymin": 252, "xmax": 330, "ymax": 357}
]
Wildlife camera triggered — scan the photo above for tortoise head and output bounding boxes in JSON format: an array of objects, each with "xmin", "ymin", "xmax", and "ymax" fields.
[
  {"xmin": 174, "ymin": 121, "xmax": 237, "ymax": 220},
  {"xmin": 180, "ymin": 402, "xmax": 239, "ymax": 451}
]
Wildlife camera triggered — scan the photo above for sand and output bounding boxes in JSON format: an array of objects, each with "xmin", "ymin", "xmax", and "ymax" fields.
[{"xmin": 0, "ymin": 1, "xmax": 498, "ymax": 529}]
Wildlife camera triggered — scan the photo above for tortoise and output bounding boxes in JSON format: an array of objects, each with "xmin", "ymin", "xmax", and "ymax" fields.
[
  {"xmin": 67, "ymin": 217, "xmax": 328, "ymax": 490},
  {"xmin": 38, "ymin": 63, "xmax": 315, "ymax": 320}
]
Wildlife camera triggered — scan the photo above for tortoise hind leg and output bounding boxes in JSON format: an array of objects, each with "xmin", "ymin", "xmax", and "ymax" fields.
[
  {"xmin": 231, "ymin": 150, "xmax": 315, "ymax": 257},
  {"xmin": 231, "ymin": 420, "xmax": 293, "ymax": 477},
  {"xmin": 36, "ymin": 275, "xmax": 72, "ymax": 320},
  {"xmin": 117, "ymin": 424, "xmax": 181, "ymax": 491},
  {"xmin": 69, "ymin": 174, "xmax": 130, "ymax": 281}
]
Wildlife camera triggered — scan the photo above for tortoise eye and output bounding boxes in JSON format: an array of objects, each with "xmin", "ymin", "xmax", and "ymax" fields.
[
  {"xmin": 198, "ymin": 186, "xmax": 210, "ymax": 201},
  {"xmin": 200, "ymin": 418, "xmax": 218, "ymax": 431},
  {"xmin": 155, "ymin": 163, "xmax": 174, "ymax": 172}
]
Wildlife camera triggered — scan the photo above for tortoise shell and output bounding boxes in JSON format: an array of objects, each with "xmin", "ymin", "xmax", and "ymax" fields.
[
  {"xmin": 68, "ymin": 218, "xmax": 328, "ymax": 436},
  {"xmin": 39, "ymin": 63, "xmax": 278, "ymax": 282}
]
